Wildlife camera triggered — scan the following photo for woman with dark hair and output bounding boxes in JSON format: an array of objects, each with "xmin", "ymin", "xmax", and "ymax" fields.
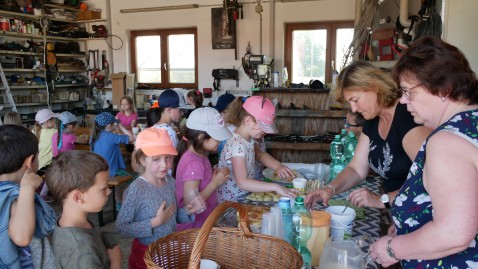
[
  {"xmin": 369, "ymin": 36, "xmax": 478, "ymax": 268},
  {"xmin": 305, "ymin": 61, "xmax": 431, "ymax": 209}
]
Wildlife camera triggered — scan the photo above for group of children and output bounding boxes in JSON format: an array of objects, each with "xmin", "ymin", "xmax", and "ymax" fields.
[{"xmin": 0, "ymin": 90, "xmax": 301, "ymax": 269}]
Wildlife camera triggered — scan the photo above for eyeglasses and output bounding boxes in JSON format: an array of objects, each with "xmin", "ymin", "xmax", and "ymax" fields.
[
  {"xmin": 344, "ymin": 118, "xmax": 360, "ymax": 128},
  {"xmin": 400, "ymin": 84, "xmax": 422, "ymax": 101}
]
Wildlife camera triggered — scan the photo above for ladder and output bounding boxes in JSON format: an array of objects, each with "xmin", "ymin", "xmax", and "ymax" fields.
[{"xmin": 0, "ymin": 61, "xmax": 17, "ymax": 112}]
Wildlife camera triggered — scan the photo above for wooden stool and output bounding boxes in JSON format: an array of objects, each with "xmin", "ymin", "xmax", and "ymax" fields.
[{"xmin": 98, "ymin": 175, "xmax": 133, "ymax": 227}]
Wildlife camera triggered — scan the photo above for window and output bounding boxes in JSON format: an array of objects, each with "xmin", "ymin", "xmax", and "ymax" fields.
[
  {"xmin": 284, "ymin": 21, "xmax": 354, "ymax": 85},
  {"xmin": 131, "ymin": 28, "xmax": 198, "ymax": 88}
]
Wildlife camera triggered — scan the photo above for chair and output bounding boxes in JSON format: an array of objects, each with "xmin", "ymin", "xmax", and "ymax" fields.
[{"xmin": 97, "ymin": 175, "xmax": 133, "ymax": 227}]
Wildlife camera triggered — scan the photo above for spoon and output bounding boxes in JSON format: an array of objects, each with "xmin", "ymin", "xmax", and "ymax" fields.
[{"xmin": 341, "ymin": 199, "xmax": 350, "ymax": 214}]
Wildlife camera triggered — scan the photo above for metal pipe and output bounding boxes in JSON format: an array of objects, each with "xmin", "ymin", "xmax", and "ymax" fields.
[
  {"xmin": 120, "ymin": 4, "xmax": 199, "ymax": 13},
  {"xmin": 399, "ymin": 0, "xmax": 412, "ymax": 27}
]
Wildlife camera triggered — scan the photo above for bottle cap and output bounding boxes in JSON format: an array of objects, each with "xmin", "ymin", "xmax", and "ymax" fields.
[
  {"xmin": 311, "ymin": 211, "xmax": 331, "ymax": 227},
  {"xmin": 295, "ymin": 196, "xmax": 305, "ymax": 205}
]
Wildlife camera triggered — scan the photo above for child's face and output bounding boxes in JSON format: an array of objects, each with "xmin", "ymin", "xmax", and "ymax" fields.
[
  {"xmin": 65, "ymin": 123, "xmax": 77, "ymax": 132},
  {"xmin": 81, "ymin": 171, "xmax": 111, "ymax": 212},
  {"xmin": 203, "ymin": 137, "xmax": 220, "ymax": 152},
  {"xmin": 43, "ymin": 118, "xmax": 56, "ymax": 129},
  {"xmin": 143, "ymin": 154, "xmax": 173, "ymax": 179},
  {"xmin": 167, "ymin": 107, "xmax": 183, "ymax": 123},
  {"xmin": 246, "ymin": 116, "xmax": 266, "ymax": 139},
  {"xmin": 121, "ymin": 99, "xmax": 132, "ymax": 112}
]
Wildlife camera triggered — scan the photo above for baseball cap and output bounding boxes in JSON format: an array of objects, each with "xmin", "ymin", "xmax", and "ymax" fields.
[
  {"xmin": 35, "ymin": 109, "xmax": 60, "ymax": 124},
  {"xmin": 95, "ymin": 112, "xmax": 119, "ymax": 127},
  {"xmin": 242, "ymin": 96, "xmax": 278, "ymax": 134},
  {"xmin": 186, "ymin": 107, "xmax": 232, "ymax": 141},
  {"xmin": 135, "ymin": 127, "xmax": 178, "ymax": 156},
  {"xmin": 159, "ymin": 89, "xmax": 194, "ymax": 110},
  {"xmin": 59, "ymin": 111, "xmax": 77, "ymax": 125},
  {"xmin": 215, "ymin": 93, "xmax": 236, "ymax": 113}
]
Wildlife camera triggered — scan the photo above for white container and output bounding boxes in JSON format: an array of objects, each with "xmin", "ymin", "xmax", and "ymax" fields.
[
  {"xmin": 273, "ymin": 71, "xmax": 279, "ymax": 87},
  {"xmin": 326, "ymin": 206, "xmax": 356, "ymax": 240}
]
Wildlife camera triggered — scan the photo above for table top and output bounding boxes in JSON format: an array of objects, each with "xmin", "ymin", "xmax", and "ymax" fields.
[{"xmin": 313, "ymin": 176, "xmax": 383, "ymax": 269}]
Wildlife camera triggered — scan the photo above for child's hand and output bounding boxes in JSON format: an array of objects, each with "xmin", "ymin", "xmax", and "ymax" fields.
[
  {"xmin": 276, "ymin": 164, "xmax": 295, "ymax": 179},
  {"xmin": 20, "ymin": 171, "xmax": 43, "ymax": 191},
  {"xmin": 275, "ymin": 184, "xmax": 298, "ymax": 200},
  {"xmin": 211, "ymin": 167, "xmax": 229, "ymax": 188},
  {"xmin": 151, "ymin": 201, "xmax": 175, "ymax": 228},
  {"xmin": 185, "ymin": 195, "xmax": 206, "ymax": 215}
]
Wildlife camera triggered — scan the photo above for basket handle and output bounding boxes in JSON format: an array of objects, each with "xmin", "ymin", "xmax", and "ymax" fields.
[{"xmin": 188, "ymin": 201, "xmax": 252, "ymax": 268}]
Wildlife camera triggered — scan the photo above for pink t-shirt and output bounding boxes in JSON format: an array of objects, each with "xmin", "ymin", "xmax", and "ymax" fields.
[
  {"xmin": 116, "ymin": 111, "xmax": 138, "ymax": 129},
  {"xmin": 175, "ymin": 150, "xmax": 215, "ymax": 231},
  {"xmin": 52, "ymin": 132, "xmax": 76, "ymax": 157}
]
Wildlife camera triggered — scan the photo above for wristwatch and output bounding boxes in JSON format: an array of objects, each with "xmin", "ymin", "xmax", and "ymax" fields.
[
  {"xmin": 387, "ymin": 238, "xmax": 401, "ymax": 261},
  {"xmin": 380, "ymin": 193, "xmax": 391, "ymax": 209}
]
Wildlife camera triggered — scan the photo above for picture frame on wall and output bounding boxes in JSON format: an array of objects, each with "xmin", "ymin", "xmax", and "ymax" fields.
[{"xmin": 211, "ymin": 7, "xmax": 236, "ymax": 50}]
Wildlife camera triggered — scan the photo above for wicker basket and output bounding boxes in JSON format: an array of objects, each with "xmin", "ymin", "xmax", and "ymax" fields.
[{"xmin": 144, "ymin": 201, "xmax": 303, "ymax": 269}]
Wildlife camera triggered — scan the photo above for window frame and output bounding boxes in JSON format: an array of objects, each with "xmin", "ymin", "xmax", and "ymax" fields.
[
  {"xmin": 284, "ymin": 21, "xmax": 354, "ymax": 84},
  {"xmin": 130, "ymin": 28, "xmax": 198, "ymax": 89}
]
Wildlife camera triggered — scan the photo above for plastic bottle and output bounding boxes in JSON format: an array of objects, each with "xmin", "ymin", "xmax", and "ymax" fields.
[
  {"xmin": 279, "ymin": 197, "xmax": 292, "ymax": 243},
  {"xmin": 329, "ymin": 135, "xmax": 345, "ymax": 183},
  {"xmin": 344, "ymin": 131, "xmax": 358, "ymax": 164},
  {"xmin": 282, "ymin": 66, "xmax": 288, "ymax": 87},
  {"xmin": 291, "ymin": 196, "xmax": 312, "ymax": 269},
  {"xmin": 307, "ymin": 211, "xmax": 331, "ymax": 267}
]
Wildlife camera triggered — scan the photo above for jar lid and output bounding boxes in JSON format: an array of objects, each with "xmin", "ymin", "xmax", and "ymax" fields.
[{"xmin": 311, "ymin": 210, "xmax": 331, "ymax": 227}]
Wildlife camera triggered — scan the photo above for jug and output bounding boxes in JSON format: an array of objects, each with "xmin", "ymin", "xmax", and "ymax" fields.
[{"xmin": 318, "ymin": 235, "xmax": 374, "ymax": 269}]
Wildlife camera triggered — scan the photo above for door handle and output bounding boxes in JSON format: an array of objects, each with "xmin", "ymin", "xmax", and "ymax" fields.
[{"xmin": 164, "ymin": 63, "xmax": 167, "ymax": 71}]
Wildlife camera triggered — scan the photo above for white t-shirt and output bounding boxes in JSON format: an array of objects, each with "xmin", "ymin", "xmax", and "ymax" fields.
[
  {"xmin": 153, "ymin": 123, "xmax": 178, "ymax": 148},
  {"xmin": 217, "ymin": 133, "xmax": 255, "ymax": 203}
]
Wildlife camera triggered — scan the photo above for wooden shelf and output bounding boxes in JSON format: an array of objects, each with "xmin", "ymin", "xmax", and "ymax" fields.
[
  {"xmin": 1, "ymin": 31, "xmax": 43, "ymax": 40},
  {"xmin": 0, "ymin": 10, "xmax": 41, "ymax": 20},
  {"xmin": 265, "ymin": 141, "xmax": 330, "ymax": 151},
  {"xmin": 1, "ymin": 85, "xmax": 46, "ymax": 90},
  {"xmin": 49, "ymin": 17, "xmax": 106, "ymax": 24},
  {"xmin": 3, "ymin": 68, "xmax": 44, "ymax": 72},
  {"xmin": 44, "ymin": 3, "xmax": 80, "ymax": 12},
  {"xmin": 56, "ymin": 53, "xmax": 86, "ymax": 57},
  {"xmin": 276, "ymin": 109, "xmax": 347, "ymax": 118},
  {"xmin": 55, "ymin": 84, "xmax": 88, "ymax": 88},
  {"xmin": 58, "ymin": 68, "xmax": 87, "ymax": 73},
  {"xmin": 0, "ymin": 50, "xmax": 42, "ymax": 56}
]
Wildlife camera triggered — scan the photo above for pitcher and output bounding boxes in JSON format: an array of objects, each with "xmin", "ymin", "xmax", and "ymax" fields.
[{"xmin": 318, "ymin": 235, "xmax": 374, "ymax": 269}]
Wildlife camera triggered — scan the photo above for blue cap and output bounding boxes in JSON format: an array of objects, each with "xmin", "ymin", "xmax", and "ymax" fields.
[
  {"xmin": 95, "ymin": 112, "xmax": 119, "ymax": 127},
  {"xmin": 59, "ymin": 111, "xmax": 77, "ymax": 125},
  {"xmin": 159, "ymin": 89, "xmax": 193, "ymax": 109},
  {"xmin": 215, "ymin": 93, "xmax": 235, "ymax": 113}
]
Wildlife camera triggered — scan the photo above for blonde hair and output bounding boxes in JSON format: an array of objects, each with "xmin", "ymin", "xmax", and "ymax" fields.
[
  {"xmin": 3, "ymin": 111, "xmax": 22, "ymax": 126},
  {"xmin": 334, "ymin": 61, "xmax": 399, "ymax": 108},
  {"xmin": 120, "ymin": 96, "xmax": 136, "ymax": 114}
]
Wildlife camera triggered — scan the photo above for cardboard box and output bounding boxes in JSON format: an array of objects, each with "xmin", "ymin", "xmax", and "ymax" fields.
[
  {"xmin": 111, "ymin": 73, "xmax": 126, "ymax": 109},
  {"xmin": 77, "ymin": 10, "xmax": 101, "ymax": 21}
]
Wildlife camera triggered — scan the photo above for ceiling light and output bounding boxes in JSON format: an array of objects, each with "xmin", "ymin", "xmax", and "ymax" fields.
[{"xmin": 120, "ymin": 4, "xmax": 199, "ymax": 14}]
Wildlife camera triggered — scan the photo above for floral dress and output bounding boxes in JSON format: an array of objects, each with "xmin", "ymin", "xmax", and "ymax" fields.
[{"xmin": 391, "ymin": 109, "xmax": 478, "ymax": 269}]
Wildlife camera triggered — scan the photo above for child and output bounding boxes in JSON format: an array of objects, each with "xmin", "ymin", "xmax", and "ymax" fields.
[
  {"xmin": 215, "ymin": 93, "xmax": 236, "ymax": 159},
  {"xmin": 45, "ymin": 151, "xmax": 122, "ymax": 269},
  {"xmin": 3, "ymin": 111, "xmax": 23, "ymax": 125},
  {"xmin": 186, "ymin": 89, "xmax": 204, "ymax": 109},
  {"xmin": 0, "ymin": 125, "xmax": 56, "ymax": 269},
  {"xmin": 52, "ymin": 111, "xmax": 87, "ymax": 157},
  {"xmin": 344, "ymin": 111, "xmax": 365, "ymax": 138},
  {"xmin": 217, "ymin": 96, "xmax": 297, "ymax": 203},
  {"xmin": 33, "ymin": 109, "xmax": 59, "ymax": 199},
  {"xmin": 115, "ymin": 128, "xmax": 203, "ymax": 269},
  {"xmin": 175, "ymin": 107, "xmax": 231, "ymax": 231},
  {"xmin": 116, "ymin": 95, "xmax": 138, "ymax": 130},
  {"xmin": 91, "ymin": 112, "xmax": 134, "ymax": 178},
  {"xmin": 154, "ymin": 89, "xmax": 192, "ymax": 148}
]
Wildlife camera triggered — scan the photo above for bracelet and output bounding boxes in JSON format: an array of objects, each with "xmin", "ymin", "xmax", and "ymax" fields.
[
  {"xmin": 324, "ymin": 184, "xmax": 336, "ymax": 196},
  {"xmin": 387, "ymin": 238, "xmax": 400, "ymax": 261}
]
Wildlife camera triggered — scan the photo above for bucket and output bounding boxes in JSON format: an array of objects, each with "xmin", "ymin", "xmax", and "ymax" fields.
[{"xmin": 326, "ymin": 206, "xmax": 356, "ymax": 240}]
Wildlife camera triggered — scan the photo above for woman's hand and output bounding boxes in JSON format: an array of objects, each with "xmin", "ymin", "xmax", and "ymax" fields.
[
  {"xmin": 304, "ymin": 187, "xmax": 333, "ymax": 209},
  {"xmin": 369, "ymin": 236, "xmax": 400, "ymax": 268},
  {"xmin": 348, "ymin": 188, "xmax": 383, "ymax": 208},
  {"xmin": 275, "ymin": 184, "xmax": 298, "ymax": 199},
  {"xmin": 275, "ymin": 164, "xmax": 295, "ymax": 179},
  {"xmin": 211, "ymin": 167, "xmax": 229, "ymax": 188},
  {"xmin": 151, "ymin": 201, "xmax": 175, "ymax": 228}
]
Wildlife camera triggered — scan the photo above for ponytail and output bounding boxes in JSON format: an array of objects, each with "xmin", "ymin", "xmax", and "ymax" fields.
[
  {"xmin": 172, "ymin": 127, "xmax": 211, "ymax": 177},
  {"xmin": 224, "ymin": 97, "xmax": 251, "ymax": 127},
  {"xmin": 33, "ymin": 123, "xmax": 42, "ymax": 140}
]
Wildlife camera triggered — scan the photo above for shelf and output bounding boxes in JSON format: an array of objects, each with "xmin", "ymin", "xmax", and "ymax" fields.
[
  {"xmin": 49, "ymin": 17, "xmax": 106, "ymax": 24},
  {"xmin": 44, "ymin": 3, "xmax": 80, "ymax": 12},
  {"xmin": 1, "ymin": 85, "xmax": 46, "ymax": 90},
  {"xmin": 3, "ymin": 68, "xmax": 44, "ymax": 72},
  {"xmin": 1, "ymin": 31, "xmax": 43, "ymax": 40},
  {"xmin": 276, "ymin": 109, "xmax": 348, "ymax": 118},
  {"xmin": 55, "ymin": 84, "xmax": 88, "ymax": 88},
  {"xmin": 1, "ymin": 100, "xmax": 81, "ymax": 108},
  {"xmin": 56, "ymin": 53, "xmax": 86, "ymax": 57},
  {"xmin": 58, "ymin": 68, "xmax": 87, "ymax": 73},
  {"xmin": 0, "ymin": 10, "xmax": 41, "ymax": 20},
  {"xmin": 265, "ymin": 141, "xmax": 331, "ymax": 151},
  {"xmin": 0, "ymin": 50, "xmax": 42, "ymax": 56}
]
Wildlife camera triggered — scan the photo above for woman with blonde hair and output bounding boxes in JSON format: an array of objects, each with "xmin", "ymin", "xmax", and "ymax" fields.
[{"xmin": 305, "ymin": 61, "xmax": 431, "ymax": 209}]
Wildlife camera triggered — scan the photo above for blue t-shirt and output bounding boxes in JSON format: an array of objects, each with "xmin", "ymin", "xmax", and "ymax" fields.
[{"xmin": 92, "ymin": 131, "xmax": 129, "ymax": 177}]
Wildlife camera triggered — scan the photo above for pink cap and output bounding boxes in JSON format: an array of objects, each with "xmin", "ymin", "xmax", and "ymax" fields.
[{"xmin": 242, "ymin": 96, "xmax": 278, "ymax": 134}]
